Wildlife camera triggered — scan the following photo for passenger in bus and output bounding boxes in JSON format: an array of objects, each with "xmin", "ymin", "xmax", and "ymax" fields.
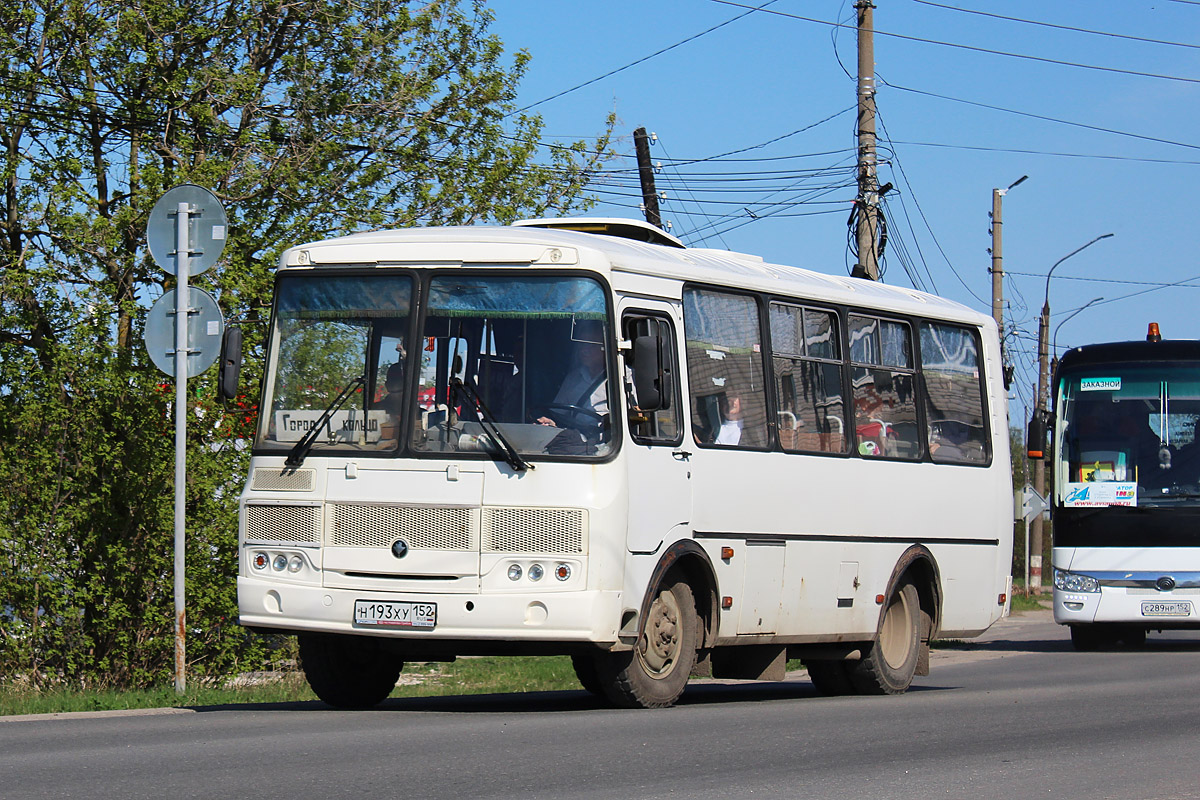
[{"xmin": 714, "ymin": 391, "xmax": 745, "ymax": 445}]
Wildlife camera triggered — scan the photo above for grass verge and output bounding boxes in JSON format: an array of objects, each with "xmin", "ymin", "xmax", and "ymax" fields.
[{"xmin": 0, "ymin": 656, "xmax": 584, "ymax": 718}]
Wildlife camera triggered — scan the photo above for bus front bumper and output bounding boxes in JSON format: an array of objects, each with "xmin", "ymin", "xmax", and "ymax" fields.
[{"xmin": 238, "ymin": 576, "xmax": 624, "ymax": 644}]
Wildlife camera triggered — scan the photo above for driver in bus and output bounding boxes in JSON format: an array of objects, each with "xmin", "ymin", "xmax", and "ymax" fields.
[{"xmin": 536, "ymin": 332, "xmax": 609, "ymax": 447}]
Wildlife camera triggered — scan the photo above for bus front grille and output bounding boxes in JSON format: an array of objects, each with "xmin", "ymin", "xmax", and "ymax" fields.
[
  {"xmin": 327, "ymin": 503, "xmax": 475, "ymax": 550},
  {"xmin": 251, "ymin": 468, "xmax": 315, "ymax": 492},
  {"xmin": 245, "ymin": 504, "xmax": 321, "ymax": 544},
  {"xmin": 482, "ymin": 507, "xmax": 587, "ymax": 554}
]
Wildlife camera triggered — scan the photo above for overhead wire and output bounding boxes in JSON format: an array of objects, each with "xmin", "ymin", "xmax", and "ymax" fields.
[
  {"xmin": 711, "ymin": 0, "xmax": 1200, "ymax": 86},
  {"xmin": 909, "ymin": 0, "xmax": 1200, "ymax": 51}
]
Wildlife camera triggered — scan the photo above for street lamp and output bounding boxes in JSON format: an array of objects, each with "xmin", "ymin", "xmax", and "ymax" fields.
[
  {"xmin": 1052, "ymin": 296, "xmax": 1105, "ymax": 361},
  {"xmin": 1030, "ymin": 233, "xmax": 1114, "ymax": 595}
]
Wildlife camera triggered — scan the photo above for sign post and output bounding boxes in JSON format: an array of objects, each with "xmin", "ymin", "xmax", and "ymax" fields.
[{"xmin": 145, "ymin": 185, "xmax": 227, "ymax": 694}]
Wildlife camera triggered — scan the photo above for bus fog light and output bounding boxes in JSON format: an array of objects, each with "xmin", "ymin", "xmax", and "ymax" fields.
[
  {"xmin": 272, "ymin": 554, "xmax": 288, "ymax": 572},
  {"xmin": 528, "ymin": 563, "xmax": 544, "ymax": 581},
  {"xmin": 252, "ymin": 552, "xmax": 269, "ymax": 570},
  {"xmin": 1054, "ymin": 568, "xmax": 1099, "ymax": 593},
  {"xmin": 555, "ymin": 563, "xmax": 572, "ymax": 581},
  {"xmin": 288, "ymin": 556, "xmax": 304, "ymax": 573},
  {"xmin": 508, "ymin": 564, "xmax": 523, "ymax": 581}
]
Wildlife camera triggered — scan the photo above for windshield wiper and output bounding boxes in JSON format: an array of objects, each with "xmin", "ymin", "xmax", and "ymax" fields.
[
  {"xmin": 449, "ymin": 374, "xmax": 533, "ymax": 473},
  {"xmin": 285, "ymin": 375, "xmax": 365, "ymax": 468}
]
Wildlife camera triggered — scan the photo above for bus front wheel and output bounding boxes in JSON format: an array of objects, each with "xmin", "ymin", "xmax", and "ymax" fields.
[
  {"xmin": 298, "ymin": 633, "xmax": 403, "ymax": 709},
  {"xmin": 849, "ymin": 581, "xmax": 922, "ymax": 695},
  {"xmin": 595, "ymin": 575, "xmax": 698, "ymax": 708}
]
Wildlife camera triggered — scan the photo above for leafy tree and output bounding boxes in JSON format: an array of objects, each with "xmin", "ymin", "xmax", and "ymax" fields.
[{"xmin": 0, "ymin": 0, "xmax": 612, "ymax": 687}]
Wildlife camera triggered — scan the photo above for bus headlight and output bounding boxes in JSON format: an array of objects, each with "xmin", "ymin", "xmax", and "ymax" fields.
[{"xmin": 1054, "ymin": 568, "xmax": 1100, "ymax": 593}]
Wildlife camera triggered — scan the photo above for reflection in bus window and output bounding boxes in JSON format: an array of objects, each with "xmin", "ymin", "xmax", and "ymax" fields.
[
  {"xmin": 770, "ymin": 303, "xmax": 846, "ymax": 453},
  {"xmin": 684, "ymin": 289, "xmax": 768, "ymax": 448},
  {"xmin": 849, "ymin": 315, "xmax": 919, "ymax": 459},
  {"xmin": 920, "ymin": 322, "xmax": 988, "ymax": 464}
]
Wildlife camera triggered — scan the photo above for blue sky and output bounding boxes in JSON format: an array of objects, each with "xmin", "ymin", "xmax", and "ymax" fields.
[{"xmin": 488, "ymin": 0, "xmax": 1200, "ymax": 422}]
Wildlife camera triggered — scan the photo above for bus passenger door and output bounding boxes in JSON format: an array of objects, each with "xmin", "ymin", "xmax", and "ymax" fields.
[{"xmin": 621, "ymin": 306, "xmax": 692, "ymax": 553}]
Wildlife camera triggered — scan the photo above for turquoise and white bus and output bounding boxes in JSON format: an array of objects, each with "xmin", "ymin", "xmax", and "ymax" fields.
[
  {"xmin": 236, "ymin": 217, "xmax": 1013, "ymax": 708},
  {"xmin": 1032, "ymin": 325, "xmax": 1200, "ymax": 650}
]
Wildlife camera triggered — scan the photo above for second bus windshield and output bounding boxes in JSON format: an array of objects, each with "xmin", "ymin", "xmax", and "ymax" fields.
[{"xmin": 1058, "ymin": 363, "xmax": 1200, "ymax": 506}]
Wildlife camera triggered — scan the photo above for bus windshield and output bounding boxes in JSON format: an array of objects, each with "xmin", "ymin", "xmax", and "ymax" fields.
[
  {"xmin": 1056, "ymin": 362, "xmax": 1200, "ymax": 507},
  {"xmin": 255, "ymin": 271, "xmax": 613, "ymax": 462}
]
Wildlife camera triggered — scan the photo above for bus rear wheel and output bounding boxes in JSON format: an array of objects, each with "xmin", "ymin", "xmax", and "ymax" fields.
[
  {"xmin": 298, "ymin": 633, "xmax": 403, "ymax": 709},
  {"xmin": 849, "ymin": 581, "xmax": 921, "ymax": 695},
  {"xmin": 595, "ymin": 575, "xmax": 698, "ymax": 708}
]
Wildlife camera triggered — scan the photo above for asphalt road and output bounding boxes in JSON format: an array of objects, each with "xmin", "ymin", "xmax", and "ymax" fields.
[{"xmin": 5, "ymin": 609, "xmax": 1200, "ymax": 800}]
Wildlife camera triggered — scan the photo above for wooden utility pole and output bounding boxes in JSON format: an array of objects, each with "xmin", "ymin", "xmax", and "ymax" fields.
[
  {"xmin": 633, "ymin": 127, "xmax": 663, "ymax": 230},
  {"xmin": 853, "ymin": 0, "xmax": 880, "ymax": 281}
]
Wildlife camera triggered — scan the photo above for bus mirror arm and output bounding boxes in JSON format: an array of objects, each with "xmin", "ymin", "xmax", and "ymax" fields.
[{"xmin": 1027, "ymin": 409, "xmax": 1052, "ymax": 460}]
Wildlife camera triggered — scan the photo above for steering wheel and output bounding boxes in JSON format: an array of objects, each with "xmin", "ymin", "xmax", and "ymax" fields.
[{"xmin": 546, "ymin": 403, "xmax": 604, "ymax": 425}]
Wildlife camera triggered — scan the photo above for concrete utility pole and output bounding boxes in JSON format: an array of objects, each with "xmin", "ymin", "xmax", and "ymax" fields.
[
  {"xmin": 990, "ymin": 176, "xmax": 1027, "ymax": 350},
  {"xmin": 853, "ymin": 0, "xmax": 880, "ymax": 281},
  {"xmin": 633, "ymin": 127, "xmax": 663, "ymax": 230}
]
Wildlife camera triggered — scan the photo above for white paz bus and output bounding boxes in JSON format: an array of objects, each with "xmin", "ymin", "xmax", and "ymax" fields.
[
  {"xmin": 1030, "ymin": 325, "xmax": 1200, "ymax": 650},
  {"xmin": 236, "ymin": 218, "xmax": 1013, "ymax": 708}
]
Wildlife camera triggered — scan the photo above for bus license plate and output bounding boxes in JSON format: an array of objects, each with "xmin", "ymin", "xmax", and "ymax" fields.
[
  {"xmin": 354, "ymin": 600, "xmax": 437, "ymax": 629},
  {"xmin": 1141, "ymin": 601, "xmax": 1192, "ymax": 617}
]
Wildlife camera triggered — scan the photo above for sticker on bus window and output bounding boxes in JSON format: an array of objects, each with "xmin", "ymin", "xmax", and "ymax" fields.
[
  {"xmin": 1063, "ymin": 482, "xmax": 1137, "ymax": 507},
  {"xmin": 1080, "ymin": 377, "xmax": 1121, "ymax": 391}
]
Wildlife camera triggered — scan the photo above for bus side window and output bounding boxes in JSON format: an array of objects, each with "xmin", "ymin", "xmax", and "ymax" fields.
[
  {"xmin": 919, "ymin": 322, "xmax": 989, "ymax": 464},
  {"xmin": 683, "ymin": 288, "xmax": 769, "ymax": 449},
  {"xmin": 849, "ymin": 315, "xmax": 920, "ymax": 459},
  {"xmin": 622, "ymin": 313, "xmax": 682, "ymax": 445}
]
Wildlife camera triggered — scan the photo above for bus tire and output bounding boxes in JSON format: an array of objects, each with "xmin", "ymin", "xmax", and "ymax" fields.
[
  {"xmin": 298, "ymin": 633, "xmax": 402, "ymax": 709},
  {"xmin": 571, "ymin": 653, "xmax": 605, "ymax": 697},
  {"xmin": 596, "ymin": 575, "xmax": 698, "ymax": 708},
  {"xmin": 849, "ymin": 581, "xmax": 921, "ymax": 695},
  {"xmin": 804, "ymin": 659, "xmax": 857, "ymax": 696},
  {"xmin": 1119, "ymin": 626, "xmax": 1147, "ymax": 648},
  {"xmin": 1069, "ymin": 624, "xmax": 1118, "ymax": 651}
]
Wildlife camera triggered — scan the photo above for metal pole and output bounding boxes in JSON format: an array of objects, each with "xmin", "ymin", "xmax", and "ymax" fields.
[
  {"xmin": 174, "ymin": 201, "xmax": 190, "ymax": 694},
  {"xmin": 1032, "ymin": 233, "xmax": 1113, "ymax": 595}
]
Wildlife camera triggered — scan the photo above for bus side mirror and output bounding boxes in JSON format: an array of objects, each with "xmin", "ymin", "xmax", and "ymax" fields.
[
  {"xmin": 631, "ymin": 334, "xmax": 666, "ymax": 412},
  {"xmin": 218, "ymin": 325, "xmax": 243, "ymax": 401},
  {"xmin": 1027, "ymin": 409, "xmax": 1049, "ymax": 460}
]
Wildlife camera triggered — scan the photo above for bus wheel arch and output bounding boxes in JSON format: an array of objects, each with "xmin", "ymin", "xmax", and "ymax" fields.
[
  {"xmin": 851, "ymin": 545, "xmax": 941, "ymax": 694},
  {"xmin": 595, "ymin": 540, "xmax": 716, "ymax": 708}
]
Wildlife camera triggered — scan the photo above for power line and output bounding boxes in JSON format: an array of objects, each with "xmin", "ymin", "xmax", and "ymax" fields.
[
  {"xmin": 515, "ymin": 0, "xmax": 780, "ymax": 113},
  {"xmin": 888, "ymin": 139, "xmax": 1200, "ymax": 166},
  {"xmin": 910, "ymin": 0, "xmax": 1200, "ymax": 51},
  {"xmin": 882, "ymin": 80, "xmax": 1200, "ymax": 153},
  {"xmin": 711, "ymin": 0, "xmax": 1200, "ymax": 86}
]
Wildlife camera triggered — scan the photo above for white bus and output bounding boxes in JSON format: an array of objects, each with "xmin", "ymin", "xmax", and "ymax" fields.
[
  {"xmin": 1031, "ymin": 325, "xmax": 1200, "ymax": 650},
  {"xmin": 236, "ymin": 217, "xmax": 1013, "ymax": 708}
]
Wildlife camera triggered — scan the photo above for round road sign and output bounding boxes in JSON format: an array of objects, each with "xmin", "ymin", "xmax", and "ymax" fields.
[
  {"xmin": 147, "ymin": 184, "xmax": 227, "ymax": 276},
  {"xmin": 144, "ymin": 288, "xmax": 225, "ymax": 378}
]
